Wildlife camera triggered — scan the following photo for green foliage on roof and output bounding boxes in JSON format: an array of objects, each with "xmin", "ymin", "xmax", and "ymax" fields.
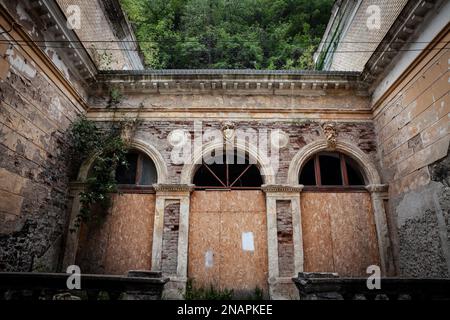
[{"xmin": 120, "ymin": 0, "xmax": 333, "ymax": 69}]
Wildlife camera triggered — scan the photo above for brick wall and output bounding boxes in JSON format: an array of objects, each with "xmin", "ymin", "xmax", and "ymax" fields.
[
  {"xmin": 276, "ymin": 200, "xmax": 294, "ymax": 277},
  {"xmin": 161, "ymin": 201, "xmax": 180, "ymax": 276},
  {"xmin": 96, "ymin": 119, "xmax": 377, "ymax": 185},
  {"xmin": 373, "ymin": 30, "xmax": 450, "ymax": 276}
]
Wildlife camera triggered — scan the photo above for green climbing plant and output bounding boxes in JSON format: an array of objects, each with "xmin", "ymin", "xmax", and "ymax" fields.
[
  {"xmin": 108, "ymin": 87, "xmax": 123, "ymax": 107},
  {"xmin": 69, "ymin": 116, "xmax": 129, "ymax": 229}
]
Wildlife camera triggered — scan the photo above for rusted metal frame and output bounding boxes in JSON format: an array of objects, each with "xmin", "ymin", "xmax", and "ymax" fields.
[
  {"xmin": 302, "ymin": 186, "xmax": 367, "ymax": 192},
  {"xmin": 117, "ymin": 185, "xmax": 156, "ymax": 194},
  {"xmin": 314, "ymin": 154, "xmax": 322, "ymax": 186},
  {"xmin": 226, "ymin": 162, "xmax": 229, "ymax": 187},
  {"xmin": 340, "ymin": 154, "xmax": 349, "ymax": 186},
  {"xmin": 194, "ymin": 186, "xmax": 261, "ymax": 190},
  {"xmin": 135, "ymin": 153, "xmax": 143, "ymax": 185},
  {"xmin": 204, "ymin": 163, "xmax": 227, "ymax": 187},
  {"xmin": 229, "ymin": 164, "xmax": 252, "ymax": 188}
]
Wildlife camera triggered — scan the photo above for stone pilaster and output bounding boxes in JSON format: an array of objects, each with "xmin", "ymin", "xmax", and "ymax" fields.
[
  {"xmin": 61, "ymin": 182, "xmax": 85, "ymax": 270},
  {"xmin": 262, "ymin": 184, "xmax": 304, "ymax": 299},
  {"xmin": 366, "ymin": 184, "xmax": 392, "ymax": 276},
  {"xmin": 151, "ymin": 184, "xmax": 194, "ymax": 299}
]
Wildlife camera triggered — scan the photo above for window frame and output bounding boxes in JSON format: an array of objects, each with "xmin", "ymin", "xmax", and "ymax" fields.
[
  {"xmin": 193, "ymin": 153, "xmax": 263, "ymax": 190},
  {"xmin": 301, "ymin": 153, "xmax": 366, "ymax": 192},
  {"xmin": 116, "ymin": 152, "xmax": 156, "ymax": 193}
]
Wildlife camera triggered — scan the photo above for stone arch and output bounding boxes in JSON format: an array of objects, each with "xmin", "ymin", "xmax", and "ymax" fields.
[
  {"xmin": 180, "ymin": 140, "xmax": 276, "ymax": 185},
  {"xmin": 77, "ymin": 138, "xmax": 168, "ymax": 184},
  {"xmin": 287, "ymin": 139, "xmax": 381, "ymax": 186}
]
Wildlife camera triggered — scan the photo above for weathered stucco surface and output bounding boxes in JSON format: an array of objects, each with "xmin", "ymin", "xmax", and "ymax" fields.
[{"xmin": 373, "ymin": 30, "xmax": 450, "ymax": 276}]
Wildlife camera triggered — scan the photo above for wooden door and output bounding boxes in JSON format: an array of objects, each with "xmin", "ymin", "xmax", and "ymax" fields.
[
  {"xmin": 188, "ymin": 190, "xmax": 268, "ymax": 296},
  {"xmin": 301, "ymin": 191, "xmax": 380, "ymax": 276},
  {"xmin": 76, "ymin": 193, "xmax": 155, "ymax": 275}
]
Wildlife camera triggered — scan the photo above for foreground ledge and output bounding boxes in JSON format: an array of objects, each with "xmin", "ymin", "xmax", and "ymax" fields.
[
  {"xmin": 293, "ymin": 272, "xmax": 450, "ymax": 300},
  {"xmin": 0, "ymin": 270, "xmax": 169, "ymax": 300}
]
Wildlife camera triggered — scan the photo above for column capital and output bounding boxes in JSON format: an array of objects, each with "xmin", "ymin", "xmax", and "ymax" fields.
[
  {"xmin": 153, "ymin": 183, "xmax": 195, "ymax": 196},
  {"xmin": 262, "ymin": 184, "xmax": 304, "ymax": 194},
  {"xmin": 365, "ymin": 184, "xmax": 389, "ymax": 194}
]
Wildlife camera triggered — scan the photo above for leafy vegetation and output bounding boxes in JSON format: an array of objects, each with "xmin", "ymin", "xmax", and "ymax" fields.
[
  {"xmin": 184, "ymin": 279, "xmax": 234, "ymax": 300},
  {"xmin": 183, "ymin": 279, "xmax": 264, "ymax": 300},
  {"xmin": 69, "ymin": 117, "xmax": 128, "ymax": 229},
  {"xmin": 120, "ymin": 0, "xmax": 333, "ymax": 69}
]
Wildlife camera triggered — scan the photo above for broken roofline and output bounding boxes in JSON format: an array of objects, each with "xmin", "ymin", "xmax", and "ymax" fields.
[{"xmin": 93, "ymin": 69, "xmax": 366, "ymax": 93}]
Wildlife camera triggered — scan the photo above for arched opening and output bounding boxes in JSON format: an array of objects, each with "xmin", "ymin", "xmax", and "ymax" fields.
[
  {"xmin": 298, "ymin": 151, "xmax": 380, "ymax": 277},
  {"xmin": 115, "ymin": 150, "xmax": 158, "ymax": 186},
  {"xmin": 193, "ymin": 152, "xmax": 263, "ymax": 189},
  {"xmin": 299, "ymin": 152, "xmax": 365, "ymax": 187},
  {"xmin": 76, "ymin": 149, "xmax": 157, "ymax": 275},
  {"xmin": 189, "ymin": 150, "xmax": 268, "ymax": 295}
]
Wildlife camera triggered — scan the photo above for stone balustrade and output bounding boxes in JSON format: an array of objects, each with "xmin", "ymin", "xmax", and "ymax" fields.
[
  {"xmin": 0, "ymin": 270, "xmax": 169, "ymax": 300},
  {"xmin": 293, "ymin": 272, "xmax": 450, "ymax": 300}
]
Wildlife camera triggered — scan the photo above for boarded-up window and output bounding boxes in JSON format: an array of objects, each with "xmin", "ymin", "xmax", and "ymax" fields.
[
  {"xmin": 299, "ymin": 152, "xmax": 365, "ymax": 187},
  {"xmin": 115, "ymin": 151, "xmax": 157, "ymax": 185}
]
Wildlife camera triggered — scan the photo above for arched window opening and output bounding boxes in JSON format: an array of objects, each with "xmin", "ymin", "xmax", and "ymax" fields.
[
  {"xmin": 299, "ymin": 152, "xmax": 365, "ymax": 187},
  {"xmin": 115, "ymin": 150, "xmax": 157, "ymax": 185},
  {"xmin": 193, "ymin": 152, "xmax": 263, "ymax": 189}
]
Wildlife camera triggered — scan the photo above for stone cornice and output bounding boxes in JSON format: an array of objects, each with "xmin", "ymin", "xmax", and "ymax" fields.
[
  {"xmin": 29, "ymin": 0, "xmax": 97, "ymax": 81},
  {"xmin": 93, "ymin": 70, "xmax": 368, "ymax": 95},
  {"xmin": 0, "ymin": 1, "xmax": 96, "ymax": 110}
]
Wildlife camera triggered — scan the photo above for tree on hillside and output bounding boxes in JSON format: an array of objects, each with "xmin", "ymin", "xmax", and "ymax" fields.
[{"xmin": 120, "ymin": 0, "xmax": 333, "ymax": 69}]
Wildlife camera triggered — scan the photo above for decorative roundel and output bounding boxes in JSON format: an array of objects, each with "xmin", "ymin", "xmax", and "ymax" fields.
[
  {"xmin": 168, "ymin": 129, "xmax": 189, "ymax": 147},
  {"xmin": 271, "ymin": 130, "xmax": 289, "ymax": 149}
]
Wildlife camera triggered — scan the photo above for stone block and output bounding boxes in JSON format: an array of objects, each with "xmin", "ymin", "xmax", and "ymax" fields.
[
  {"xmin": 395, "ymin": 136, "xmax": 449, "ymax": 179},
  {"xmin": 390, "ymin": 167, "xmax": 431, "ymax": 197},
  {"xmin": 0, "ymin": 189, "xmax": 24, "ymax": 216},
  {"xmin": 0, "ymin": 168, "xmax": 27, "ymax": 195},
  {"xmin": 0, "ymin": 58, "xmax": 10, "ymax": 80},
  {"xmin": 421, "ymin": 114, "xmax": 450, "ymax": 147}
]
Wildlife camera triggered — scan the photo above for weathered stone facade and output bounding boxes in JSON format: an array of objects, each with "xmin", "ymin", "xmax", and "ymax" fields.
[
  {"xmin": 371, "ymin": 27, "xmax": 450, "ymax": 277},
  {"xmin": 91, "ymin": 118, "xmax": 376, "ymax": 186},
  {"xmin": 0, "ymin": 1, "xmax": 87, "ymax": 271},
  {"xmin": 0, "ymin": 0, "xmax": 448, "ymax": 301}
]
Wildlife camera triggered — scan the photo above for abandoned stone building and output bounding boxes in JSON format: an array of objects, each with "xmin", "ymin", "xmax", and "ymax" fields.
[{"xmin": 0, "ymin": 0, "xmax": 448, "ymax": 299}]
